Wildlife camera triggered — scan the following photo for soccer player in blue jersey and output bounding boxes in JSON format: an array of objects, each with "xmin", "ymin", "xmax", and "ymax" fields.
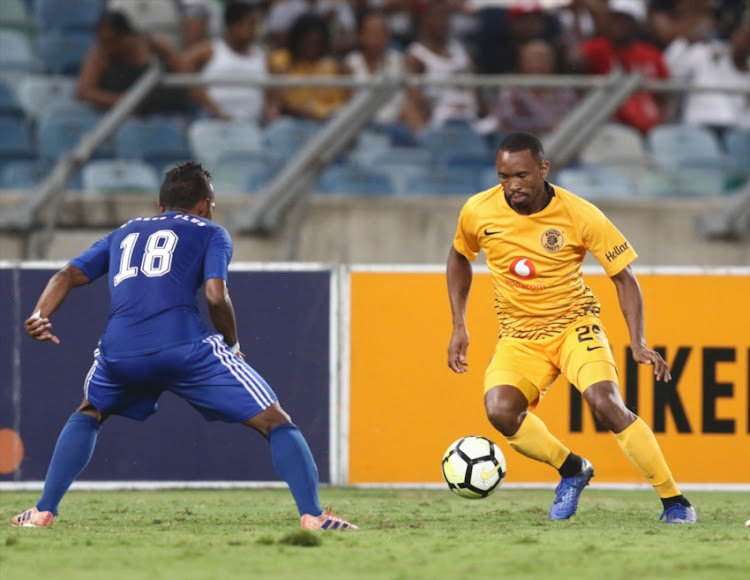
[{"xmin": 11, "ymin": 162, "xmax": 356, "ymax": 531}]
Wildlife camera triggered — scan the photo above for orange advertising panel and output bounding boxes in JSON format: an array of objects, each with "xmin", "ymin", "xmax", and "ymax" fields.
[{"xmin": 349, "ymin": 270, "xmax": 750, "ymax": 484}]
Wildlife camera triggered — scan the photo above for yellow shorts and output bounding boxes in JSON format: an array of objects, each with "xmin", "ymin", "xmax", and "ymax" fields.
[{"xmin": 484, "ymin": 314, "xmax": 619, "ymax": 407}]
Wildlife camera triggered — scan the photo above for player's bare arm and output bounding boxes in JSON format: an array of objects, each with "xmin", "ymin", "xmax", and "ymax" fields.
[
  {"xmin": 446, "ymin": 246, "xmax": 473, "ymax": 373},
  {"xmin": 25, "ymin": 264, "xmax": 91, "ymax": 344},
  {"xmin": 205, "ymin": 277, "xmax": 242, "ymax": 357},
  {"xmin": 611, "ymin": 265, "xmax": 671, "ymax": 382}
]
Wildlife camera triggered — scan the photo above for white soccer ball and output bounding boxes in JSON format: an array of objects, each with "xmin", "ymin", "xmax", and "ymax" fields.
[{"xmin": 441, "ymin": 435, "xmax": 506, "ymax": 499}]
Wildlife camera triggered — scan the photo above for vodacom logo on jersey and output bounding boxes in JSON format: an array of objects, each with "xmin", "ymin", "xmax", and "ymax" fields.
[
  {"xmin": 509, "ymin": 257, "xmax": 536, "ymax": 280},
  {"xmin": 507, "ymin": 257, "xmax": 546, "ymax": 290}
]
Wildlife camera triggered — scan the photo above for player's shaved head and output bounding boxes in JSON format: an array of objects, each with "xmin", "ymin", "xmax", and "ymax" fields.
[
  {"xmin": 160, "ymin": 162, "xmax": 213, "ymax": 212},
  {"xmin": 497, "ymin": 132, "xmax": 546, "ymax": 163}
]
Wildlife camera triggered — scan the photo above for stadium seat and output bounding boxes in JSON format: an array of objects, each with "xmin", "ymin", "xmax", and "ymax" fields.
[
  {"xmin": 17, "ymin": 75, "xmax": 77, "ymax": 118},
  {"xmin": 479, "ymin": 167, "xmax": 499, "ymax": 190},
  {"xmin": 37, "ymin": 100, "xmax": 101, "ymax": 124},
  {"xmin": 34, "ymin": 0, "xmax": 101, "ymax": 32},
  {"xmin": 647, "ymin": 124, "xmax": 724, "ymax": 170},
  {"xmin": 405, "ymin": 168, "xmax": 480, "ymax": 195},
  {"xmin": 360, "ymin": 147, "xmax": 433, "ymax": 193},
  {"xmin": 37, "ymin": 115, "xmax": 114, "ymax": 160},
  {"xmin": 723, "ymin": 128, "xmax": 750, "ymax": 172},
  {"xmin": 0, "ymin": 80, "xmax": 24, "ymax": 119},
  {"xmin": 0, "ymin": 28, "xmax": 36, "ymax": 72},
  {"xmin": 554, "ymin": 165, "xmax": 637, "ymax": 200},
  {"xmin": 115, "ymin": 117, "xmax": 190, "ymax": 167},
  {"xmin": 440, "ymin": 150, "xmax": 496, "ymax": 171},
  {"xmin": 0, "ymin": 0, "xmax": 35, "ymax": 35},
  {"xmin": 82, "ymin": 159, "xmax": 161, "ymax": 193},
  {"xmin": 0, "ymin": 159, "xmax": 50, "ymax": 189},
  {"xmin": 188, "ymin": 119, "xmax": 265, "ymax": 165},
  {"xmin": 37, "ymin": 32, "xmax": 93, "ymax": 75},
  {"xmin": 640, "ymin": 168, "xmax": 727, "ymax": 198},
  {"xmin": 264, "ymin": 117, "xmax": 321, "ymax": 157},
  {"xmin": 107, "ymin": 0, "xmax": 181, "ymax": 47},
  {"xmin": 0, "ymin": 117, "xmax": 35, "ymax": 167},
  {"xmin": 418, "ymin": 121, "xmax": 490, "ymax": 161},
  {"xmin": 579, "ymin": 123, "xmax": 651, "ymax": 175},
  {"xmin": 208, "ymin": 153, "xmax": 282, "ymax": 193},
  {"xmin": 314, "ymin": 165, "xmax": 395, "ymax": 195}
]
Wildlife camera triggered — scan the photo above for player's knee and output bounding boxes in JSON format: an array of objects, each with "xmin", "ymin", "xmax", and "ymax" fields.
[
  {"xmin": 244, "ymin": 402, "xmax": 291, "ymax": 436},
  {"xmin": 485, "ymin": 397, "xmax": 524, "ymax": 437},
  {"xmin": 584, "ymin": 381, "xmax": 635, "ymax": 432}
]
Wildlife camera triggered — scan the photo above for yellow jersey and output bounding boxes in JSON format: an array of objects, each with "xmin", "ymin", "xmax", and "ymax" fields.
[{"xmin": 453, "ymin": 183, "xmax": 637, "ymax": 340}]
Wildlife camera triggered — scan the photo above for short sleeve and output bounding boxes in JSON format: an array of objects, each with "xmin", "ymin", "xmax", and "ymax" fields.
[
  {"xmin": 69, "ymin": 233, "xmax": 112, "ymax": 282},
  {"xmin": 452, "ymin": 199, "xmax": 480, "ymax": 262},
  {"xmin": 579, "ymin": 202, "xmax": 637, "ymax": 276},
  {"xmin": 203, "ymin": 227, "xmax": 233, "ymax": 281}
]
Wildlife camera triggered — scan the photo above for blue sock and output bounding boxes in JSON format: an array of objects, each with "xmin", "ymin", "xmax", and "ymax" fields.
[
  {"xmin": 268, "ymin": 423, "xmax": 322, "ymax": 517},
  {"xmin": 37, "ymin": 413, "xmax": 100, "ymax": 515}
]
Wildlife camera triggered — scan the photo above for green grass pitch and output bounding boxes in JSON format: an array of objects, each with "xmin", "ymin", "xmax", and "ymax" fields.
[{"xmin": 2, "ymin": 488, "xmax": 750, "ymax": 579}]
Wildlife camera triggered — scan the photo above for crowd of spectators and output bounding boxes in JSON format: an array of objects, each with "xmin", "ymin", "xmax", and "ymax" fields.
[{"xmin": 69, "ymin": 0, "xmax": 749, "ymax": 142}]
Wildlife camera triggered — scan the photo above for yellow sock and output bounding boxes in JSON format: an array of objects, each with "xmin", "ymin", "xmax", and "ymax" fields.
[
  {"xmin": 504, "ymin": 413, "xmax": 570, "ymax": 469},
  {"xmin": 615, "ymin": 417, "xmax": 681, "ymax": 498}
]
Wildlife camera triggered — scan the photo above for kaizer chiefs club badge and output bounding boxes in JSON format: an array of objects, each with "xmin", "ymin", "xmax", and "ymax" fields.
[{"xmin": 541, "ymin": 228, "xmax": 563, "ymax": 252}]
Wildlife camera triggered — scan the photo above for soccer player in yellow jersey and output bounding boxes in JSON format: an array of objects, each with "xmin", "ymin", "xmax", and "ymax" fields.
[{"xmin": 446, "ymin": 132, "xmax": 696, "ymax": 524}]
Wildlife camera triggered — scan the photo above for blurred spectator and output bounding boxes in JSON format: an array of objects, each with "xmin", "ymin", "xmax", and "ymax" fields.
[
  {"xmin": 404, "ymin": 0, "xmax": 479, "ymax": 128},
  {"xmin": 343, "ymin": 9, "xmax": 422, "ymax": 139},
  {"xmin": 184, "ymin": 1, "xmax": 278, "ymax": 123},
  {"xmin": 664, "ymin": 14, "xmax": 750, "ymax": 135},
  {"xmin": 556, "ymin": 0, "xmax": 608, "ymax": 66},
  {"xmin": 575, "ymin": 0, "xmax": 670, "ymax": 134},
  {"xmin": 268, "ymin": 13, "xmax": 349, "ymax": 121},
  {"xmin": 352, "ymin": 0, "xmax": 418, "ymax": 50},
  {"xmin": 179, "ymin": 0, "xmax": 227, "ymax": 47},
  {"xmin": 648, "ymin": 0, "xmax": 746, "ymax": 48},
  {"xmin": 475, "ymin": 2, "xmax": 563, "ymax": 74},
  {"xmin": 77, "ymin": 10, "xmax": 225, "ymax": 117},
  {"xmin": 266, "ymin": 0, "xmax": 356, "ymax": 55},
  {"xmin": 493, "ymin": 40, "xmax": 580, "ymax": 136}
]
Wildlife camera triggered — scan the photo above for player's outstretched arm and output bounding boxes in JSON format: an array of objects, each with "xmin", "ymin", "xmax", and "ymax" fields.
[
  {"xmin": 25, "ymin": 264, "xmax": 91, "ymax": 344},
  {"xmin": 446, "ymin": 246, "xmax": 473, "ymax": 374},
  {"xmin": 205, "ymin": 277, "xmax": 242, "ymax": 357},
  {"xmin": 611, "ymin": 265, "xmax": 671, "ymax": 382}
]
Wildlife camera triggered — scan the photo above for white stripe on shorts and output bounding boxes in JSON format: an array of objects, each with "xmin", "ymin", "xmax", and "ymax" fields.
[
  {"xmin": 83, "ymin": 357, "xmax": 98, "ymax": 400},
  {"xmin": 204, "ymin": 335, "xmax": 275, "ymax": 408}
]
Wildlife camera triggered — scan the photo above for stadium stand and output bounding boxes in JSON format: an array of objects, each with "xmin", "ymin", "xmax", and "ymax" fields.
[
  {"xmin": 34, "ymin": 0, "xmax": 101, "ymax": 32},
  {"xmin": 17, "ymin": 75, "xmax": 78, "ymax": 118},
  {"xmin": 555, "ymin": 165, "xmax": 637, "ymax": 200},
  {"xmin": 188, "ymin": 119, "xmax": 265, "ymax": 165},
  {"xmin": 82, "ymin": 159, "xmax": 161, "ymax": 193},
  {"xmin": 315, "ymin": 164, "xmax": 395, "ymax": 195},
  {"xmin": 37, "ymin": 32, "xmax": 94, "ymax": 75}
]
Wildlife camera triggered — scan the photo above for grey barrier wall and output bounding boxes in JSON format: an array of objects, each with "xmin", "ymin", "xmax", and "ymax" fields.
[{"xmin": 0, "ymin": 265, "xmax": 333, "ymax": 483}]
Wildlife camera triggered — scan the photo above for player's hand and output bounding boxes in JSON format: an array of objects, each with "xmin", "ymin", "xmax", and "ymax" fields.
[
  {"xmin": 24, "ymin": 312, "xmax": 60, "ymax": 344},
  {"xmin": 631, "ymin": 344, "xmax": 671, "ymax": 382},
  {"xmin": 447, "ymin": 326, "xmax": 470, "ymax": 373}
]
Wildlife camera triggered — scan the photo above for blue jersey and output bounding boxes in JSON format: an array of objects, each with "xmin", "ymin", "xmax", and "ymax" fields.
[{"xmin": 70, "ymin": 211, "xmax": 233, "ymax": 357}]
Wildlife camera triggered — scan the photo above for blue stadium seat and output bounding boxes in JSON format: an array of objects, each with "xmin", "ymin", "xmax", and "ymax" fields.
[
  {"xmin": 37, "ymin": 100, "xmax": 101, "ymax": 124},
  {"xmin": 479, "ymin": 167, "xmax": 499, "ymax": 190},
  {"xmin": 418, "ymin": 121, "xmax": 490, "ymax": 161},
  {"xmin": 361, "ymin": 148, "xmax": 433, "ymax": 193},
  {"xmin": 188, "ymin": 119, "xmax": 265, "ymax": 165},
  {"xmin": 115, "ymin": 117, "xmax": 190, "ymax": 167},
  {"xmin": 640, "ymin": 168, "xmax": 727, "ymax": 198},
  {"xmin": 82, "ymin": 159, "xmax": 161, "ymax": 193},
  {"xmin": 0, "ymin": 160, "xmax": 50, "ymax": 189},
  {"xmin": 0, "ymin": 117, "xmax": 35, "ymax": 167},
  {"xmin": 208, "ymin": 153, "xmax": 282, "ymax": 193},
  {"xmin": 315, "ymin": 165, "xmax": 395, "ymax": 195},
  {"xmin": 441, "ymin": 150, "xmax": 496, "ymax": 171},
  {"xmin": 405, "ymin": 168, "xmax": 479, "ymax": 195},
  {"xmin": 647, "ymin": 124, "xmax": 724, "ymax": 170},
  {"xmin": 0, "ymin": 80, "xmax": 24, "ymax": 119},
  {"xmin": 37, "ymin": 32, "xmax": 93, "ymax": 75},
  {"xmin": 34, "ymin": 0, "xmax": 101, "ymax": 32},
  {"xmin": 17, "ymin": 75, "xmax": 77, "ymax": 118},
  {"xmin": 723, "ymin": 128, "xmax": 750, "ymax": 173},
  {"xmin": 264, "ymin": 117, "xmax": 321, "ymax": 157},
  {"xmin": 0, "ymin": 28, "xmax": 36, "ymax": 72},
  {"xmin": 554, "ymin": 165, "xmax": 637, "ymax": 199},
  {"xmin": 37, "ymin": 115, "xmax": 114, "ymax": 160}
]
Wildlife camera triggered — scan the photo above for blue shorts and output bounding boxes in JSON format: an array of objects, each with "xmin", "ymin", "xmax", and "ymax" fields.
[{"xmin": 83, "ymin": 334, "xmax": 278, "ymax": 422}]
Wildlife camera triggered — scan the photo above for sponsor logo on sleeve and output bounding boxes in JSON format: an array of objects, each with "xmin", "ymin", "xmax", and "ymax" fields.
[{"xmin": 606, "ymin": 241, "xmax": 630, "ymax": 262}]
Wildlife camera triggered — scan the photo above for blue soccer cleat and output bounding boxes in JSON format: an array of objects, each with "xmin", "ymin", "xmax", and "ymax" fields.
[
  {"xmin": 660, "ymin": 504, "xmax": 697, "ymax": 524},
  {"xmin": 549, "ymin": 458, "xmax": 595, "ymax": 520}
]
